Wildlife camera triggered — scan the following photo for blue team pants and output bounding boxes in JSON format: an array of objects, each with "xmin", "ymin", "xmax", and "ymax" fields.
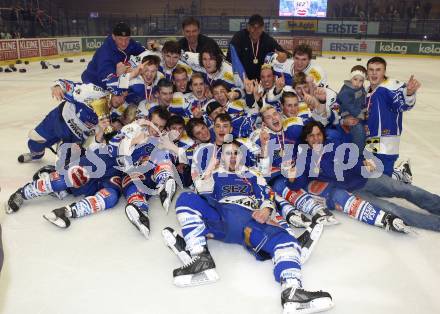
[{"xmin": 175, "ymin": 192, "xmax": 302, "ymax": 284}]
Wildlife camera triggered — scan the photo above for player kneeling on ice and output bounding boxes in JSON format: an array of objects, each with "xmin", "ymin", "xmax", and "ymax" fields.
[{"xmin": 164, "ymin": 140, "xmax": 333, "ymax": 314}]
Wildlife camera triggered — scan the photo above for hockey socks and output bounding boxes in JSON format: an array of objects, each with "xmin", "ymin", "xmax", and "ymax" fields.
[
  {"xmin": 281, "ymin": 188, "xmax": 338, "ymax": 226},
  {"xmin": 22, "ymin": 176, "xmax": 55, "ymax": 200}
]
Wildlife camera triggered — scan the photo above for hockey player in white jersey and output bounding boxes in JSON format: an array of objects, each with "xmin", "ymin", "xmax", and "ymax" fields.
[
  {"xmin": 18, "ymin": 79, "xmax": 128, "ymax": 163},
  {"xmin": 129, "ymin": 40, "xmax": 193, "ymax": 82},
  {"xmin": 181, "ymin": 42, "xmax": 242, "ymax": 94},
  {"xmin": 265, "ymin": 43, "xmax": 327, "ymax": 87},
  {"xmin": 364, "ymin": 56, "xmax": 421, "ymax": 177},
  {"xmin": 109, "ymin": 54, "xmax": 164, "ymax": 105}
]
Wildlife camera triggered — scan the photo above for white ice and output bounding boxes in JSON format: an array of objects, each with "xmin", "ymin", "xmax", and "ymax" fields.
[{"xmin": 0, "ymin": 55, "xmax": 439, "ymax": 314}]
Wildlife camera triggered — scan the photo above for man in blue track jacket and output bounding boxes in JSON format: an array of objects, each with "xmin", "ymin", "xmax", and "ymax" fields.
[{"xmin": 81, "ymin": 22, "xmax": 145, "ymax": 90}]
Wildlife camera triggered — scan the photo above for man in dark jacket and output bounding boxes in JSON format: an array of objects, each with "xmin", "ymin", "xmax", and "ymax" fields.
[
  {"xmin": 178, "ymin": 17, "xmax": 222, "ymax": 55},
  {"xmin": 226, "ymin": 14, "xmax": 283, "ymax": 80},
  {"xmin": 81, "ymin": 22, "xmax": 145, "ymax": 90}
]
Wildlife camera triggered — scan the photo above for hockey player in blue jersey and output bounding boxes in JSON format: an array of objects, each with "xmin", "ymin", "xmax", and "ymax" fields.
[
  {"xmin": 138, "ymin": 78, "xmax": 175, "ymax": 117},
  {"xmin": 298, "ymin": 121, "xmax": 440, "ymax": 232},
  {"xmin": 185, "ymin": 72, "xmax": 210, "ymax": 116},
  {"xmin": 280, "ymin": 91, "xmax": 306, "ymax": 142},
  {"xmin": 41, "ymin": 121, "xmax": 124, "ymax": 228},
  {"xmin": 119, "ymin": 108, "xmax": 178, "ymax": 239},
  {"xmin": 251, "ymin": 106, "xmax": 336, "ymax": 226},
  {"xmin": 171, "ymin": 72, "xmax": 210, "ymax": 121},
  {"xmin": 109, "ymin": 54, "xmax": 164, "ymax": 105},
  {"xmin": 284, "ymin": 121, "xmax": 418, "ymax": 232},
  {"xmin": 171, "ymin": 65, "xmax": 190, "ymax": 94},
  {"xmin": 169, "ymin": 140, "xmax": 334, "ymax": 314},
  {"xmin": 205, "ymin": 100, "xmax": 257, "ymax": 139},
  {"xmin": 365, "ymin": 57, "xmax": 421, "ymax": 177},
  {"xmin": 7, "ymin": 119, "xmax": 123, "ymax": 223},
  {"xmin": 81, "ymin": 22, "xmax": 145, "ymax": 90},
  {"xmin": 18, "ymin": 79, "xmax": 128, "ymax": 163}
]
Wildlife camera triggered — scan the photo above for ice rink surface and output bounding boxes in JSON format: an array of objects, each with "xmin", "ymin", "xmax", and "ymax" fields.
[{"xmin": 0, "ymin": 55, "xmax": 439, "ymax": 314}]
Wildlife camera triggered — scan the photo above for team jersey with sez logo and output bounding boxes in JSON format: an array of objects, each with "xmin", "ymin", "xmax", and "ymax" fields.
[{"xmin": 196, "ymin": 166, "xmax": 275, "ymax": 213}]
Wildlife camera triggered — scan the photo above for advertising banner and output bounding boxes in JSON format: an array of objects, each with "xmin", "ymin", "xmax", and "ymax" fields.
[
  {"xmin": 211, "ymin": 36, "xmax": 231, "ymax": 50},
  {"xmin": 276, "ymin": 37, "xmax": 294, "ymax": 51},
  {"xmin": 318, "ymin": 20, "xmax": 380, "ymax": 35},
  {"xmin": 292, "ymin": 37, "xmax": 323, "ymax": 56},
  {"xmin": 323, "ymin": 38, "xmax": 376, "ymax": 53},
  {"xmin": 40, "ymin": 39, "xmax": 58, "ymax": 56},
  {"xmin": 0, "ymin": 40, "xmax": 19, "ymax": 61},
  {"xmin": 18, "ymin": 39, "xmax": 40, "ymax": 58},
  {"xmin": 229, "ymin": 18, "xmax": 272, "ymax": 32},
  {"xmin": 82, "ymin": 37, "xmax": 105, "ymax": 52},
  {"xmin": 57, "ymin": 37, "xmax": 82, "ymax": 55},
  {"xmin": 375, "ymin": 41, "xmax": 440, "ymax": 56},
  {"xmin": 283, "ymin": 19, "xmax": 318, "ymax": 31}
]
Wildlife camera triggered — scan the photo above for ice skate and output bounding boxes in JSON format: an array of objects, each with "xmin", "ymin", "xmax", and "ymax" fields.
[
  {"xmin": 5, "ymin": 189, "xmax": 24, "ymax": 214},
  {"xmin": 297, "ymin": 221, "xmax": 324, "ymax": 264},
  {"xmin": 286, "ymin": 210, "xmax": 312, "ymax": 228},
  {"xmin": 17, "ymin": 153, "xmax": 33, "ymax": 163},
  {"xmin": 312, "ymin": 208, "xmax": 339, "ymax": 226},
  {"xmin": 162, "ymin": 227, "xmax": 192, "ymax": 265},
  {"xmin": 282, "ymin": 287, "xmax": 333, "ymax": 314},
  {"xmin": 173, "ymin": 248, "xmax": 219, "ymax": 287},
  {"xmin": 43, "ymin": 206, "xmax": 71, "ymax": 228},
  {"xmin": 395, "ymin": 159, "xmax": 413, "ymax": 184},
  {"xmin": 125, "ymin": 203, "xmax": 150, "ymax": 239},
  {"xmin": 158, "ymin": 178, "xmax": 176, "ymax": 213},
  {"xmin": 383, "ymin": 213, "xmax": 413, "ymax": 234}
]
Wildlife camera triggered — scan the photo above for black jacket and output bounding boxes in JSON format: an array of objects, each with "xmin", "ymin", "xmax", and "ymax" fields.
[
  {"xmin": 226, "ymin": 29, "xmax": 282, "ymax": 79},
  {"xmin": 178, "ymin": 34, "xmax": 222, "ymax": 55}
]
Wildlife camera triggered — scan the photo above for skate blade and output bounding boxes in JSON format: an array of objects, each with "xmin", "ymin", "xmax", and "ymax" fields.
[
  {"xmin": 162, "ymin": 229, "xmax": 192, "ymax": 265},
  {"xmin": 4, "ymin": 202, "xmax": 14, "ymax": 214},
  {"xmin": 283, "ymin": 297, "xmax": 334, "ymax": 314},
  {"xmin": 162, "ymin": 180, "xmax": 176, "ymax": 213},
  {"xmin": 174, "ymin": 269, "xmax": 219, "ymax": 288},
  {"xmin": 316, "ymin": 216, "xmax": 339, "ymax": 226},
  {"xmin": 139, "ymin": 225, "xmax": 150, "ymax": 239},
  {"xmin": 398, "ymin": 225, "xmax": 418, "ymax": 236},
  {"xmin": 289, "ymin": 217, "xmax": 312, "ymax": 229},
  {"xmin": 162, "ymin": 199, "xmax": 171, "ymax": 214},
  {"xmin": 42, "ymin": 213, "xmax": 69, "ymax": 228},
  {"xmin": 300, "ymin": 223, "xmax": 324, "ymax": 265},
  {"xmin": 125, "ymin": 206, "xmax": 150, "ymax": 240}
]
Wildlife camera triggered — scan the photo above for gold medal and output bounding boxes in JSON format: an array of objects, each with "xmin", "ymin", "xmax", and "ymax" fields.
[
  {"xmin": 314, "ymin": 166, "xmax": 320, "ymax": 174},
  {"xmin": 279, "ymin": 149, "xmax": 284, "ymax": 157},
  {"xmin": 251, "ymin": 39, "xmax": 260, "ymax": 65}
]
